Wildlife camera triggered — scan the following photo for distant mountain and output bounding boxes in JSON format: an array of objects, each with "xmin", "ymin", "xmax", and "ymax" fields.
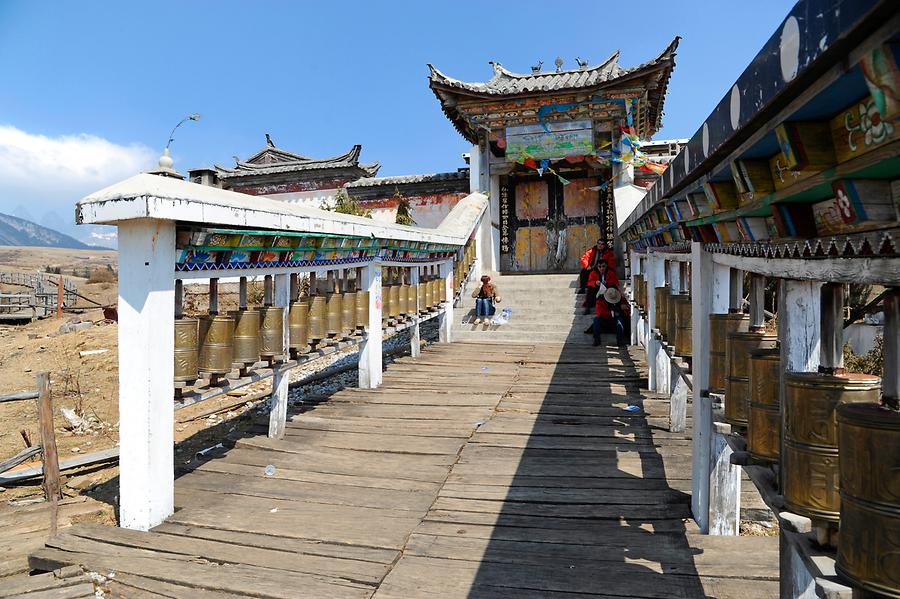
[{"xmin": 0, "ymin": 211, "xmax": 91, "ymax": 249}]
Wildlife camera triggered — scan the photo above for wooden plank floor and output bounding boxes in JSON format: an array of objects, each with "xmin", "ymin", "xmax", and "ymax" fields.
[{"xmin": 26, "ymin": 341, "xmax": 778, "ymax": 598}]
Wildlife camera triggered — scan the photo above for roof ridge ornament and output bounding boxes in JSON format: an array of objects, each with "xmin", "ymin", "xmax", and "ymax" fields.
[
  {"xmin": 576, "ymin": 57, "xmax": 589, "ymax": 69},
  {"xmin": 555, "ymin": 56, "xmax": 564, "ymax": 72},
  {"xmin": 531, "ymin": 61, "xmax": 543, "ymax": 74}
]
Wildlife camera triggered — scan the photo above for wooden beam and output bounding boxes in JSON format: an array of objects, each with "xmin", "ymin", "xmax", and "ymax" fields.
[
  {"xmin": 36, "ymin": 372, "xmax": 60, "ymax": 535},
  {"xmin": 883, "ymin": 289, "xmax": 899, "ymax": 410},
  {"xmin": 711, "ymin": 253, "xmax": 900, "ymax": 286}
]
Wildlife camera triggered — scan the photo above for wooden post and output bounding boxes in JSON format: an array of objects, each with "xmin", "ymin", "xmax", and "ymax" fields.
[
  {"xmin": 36, "ymin": 372, "xmax": 60, "ymax": 535},
  {"xmin": 410, "ymin": 267, "xmax": 421, "ymax": 357},
  {"xmin": 883, "ymin": 289, "xmax": 899, "ymax": 410},
  {"xmin": 289, "ymin": 273, "xmax": 299, "ymax": 302},
  {"xmin": 359, "ymin": 261, "xmax": 383, "ymax": 389},
  {"xmin": 439, "ymin": 261, "xmax": 452, "ymax": 343},
  {"xmin": 729, "ymin": 268, "xmax": 744, "ymax": 312},
  {"xmin": 56, "ymin": 277, "xmax": 63, "ymax": 317},
  {"xmin": 646, "ymin": 255, "xmax": 665, "ymax": 392},
  {"xmin": 116, "ymin": 219, "xmax": 176, "ymax": 530},
  {"xmin": 238, "ymin": 277, "xmax": 248, "ymax": 309},
  {"xmin": 709, "ymin": 422, "xmax": 741, "ymax": 535},
  {"xmin": 819, "ymin": 283, "xmax": 844, "ymax": 373},
  {"xmin": 268, "ymin": 273, "xmax": 291, "ymax": 439},
  {"xmin": 175, "ymin": 279, "xmax": 183, "ymax": 319},
  {"xmin": 263, "ymin": 275, "xmax": 273, "ymax": 306},
  {"xmin": 209, "ymin": 278, "xmax": 219, "ymax": 314},
  {"xmin": 749, "ymin": 274, "xmax": 765, "ymax": 330}
]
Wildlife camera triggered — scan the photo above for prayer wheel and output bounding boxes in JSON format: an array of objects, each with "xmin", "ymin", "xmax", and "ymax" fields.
[
  {"xmin": 288, "ymin": 299, "xmax": 310, "ymax": 354},
  {"xmin": 654, "ymin": 286, "xmax": 669, "ymax": 336},
  {"xmin": 174, "ymin": 318, "xmax": 199, "ymax": 385},
  {"xmin": 397, "ymin": 285, "xmax": 409, "ymax": 316},
  {"xmin": 439, "ymin": 278, "xmax": 447, "ymax": 303},
  {"xmin": 783, "ymin": 372, "xmax": 881, "ymax": 522},
  {"xmin": 407, "ymin": 283, "xmax": 418, "ymax": 313},
  {"xmin": 389, "ymin": 285, "xmax": 401, "ymax": 319},
  {"xmin": 709, "ymin": 313, "xmax": 750, "ymax": 393},
  {"xmin": 418, "ymin": 282, "xmax": 427, "ymax": 313},
  {"xmin": 641, "ymin": 279, "xmax": 649, "ymax": 313},
  {"xmin": 326, "ymin": 292, "xmax": 343, "ymax": 337},
  {"xmin": 342, "ymin": 291, "xmax": 357, "ymax": 332},
  {"xmin": 836, "ymin": 403, "xmax": 900, "ymax": 597},
  {"xmin": 257, "ymin": 306, "xmax": 284, "ymax": 360},
  {"xmin": 355, "ymin": 291, "xmax": 369, "ymax": 329},
  {"xmin": 633, "ymin": 275, "xmax": 644, "ymax": 309},
  {"xmin": 674, "ymin": 295, "xmax": 692, "ymax": 357},
  {"xmin": 425, "ymin": 279, "xmax": 434, "ymax": 309},
  {"xmin": 229, "ymin": 308, "xmax": 260, "ymax": 368},
  {"xmin": 747, "ymin": 348, "xmax": 780, "ymax": 462},
  {"xmin": 198, "ymin": 314, "xmax": 234, "ymax": 376},
  {"xmin": 724, "ymin": 331, "xmax": 778, "ymax": 428},
  {"xmin": 381, "ymin": 285, "xmax": 391, "ymax": 323},
  {"xmin": 665, "ymin": 293, "xmax": 679, "ymax": 344},
  {"xmin": 308, "ymin": 296, "xmax": 326, "ymax": 342}
]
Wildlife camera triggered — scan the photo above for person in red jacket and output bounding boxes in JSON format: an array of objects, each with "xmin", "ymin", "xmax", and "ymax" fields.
[
  {"xmin": 582, "ymin": 245, "xmax": 617, "ymax": 314},
  {"xmin": 585, "ymin": 261, "xmax": 628, "ymax": 347},
  {"xmin": 578, "ymin": 239, "xmax": 616, "ymax": 296}
]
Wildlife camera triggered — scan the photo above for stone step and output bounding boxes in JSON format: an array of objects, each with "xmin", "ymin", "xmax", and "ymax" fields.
[
  {"xmin": 451, "ymin": 331, "xmax": 598, "ymax": 344},
  {"xmin": 453, "ymin": 322, "xmax": 595, "ymax": 333}
]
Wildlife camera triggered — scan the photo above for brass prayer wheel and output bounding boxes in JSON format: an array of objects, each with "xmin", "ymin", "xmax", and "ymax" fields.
[
  {"xmin": 381, "ymin": 285, "xmax": 391, "ymax": 323},
  {"xmin": 709, "ymin": 313, "xmax": 750, "ymax": 393},
  {"xmin": 424, "ymin": 279, "xmax": 434, "ymax": 309},
  {"xmin": 355, "ymin": 291, "xmax": 369, "ymax": 329},
  {"xmin": 174, "ymin": 318, "xmax": 199, "ymax": 384},
  {"xmin": 397, "ymin": 285, "xmax": 409, "ymax": 316},
  {"xmin": 836, "ymin": 403, "xmax": 900, "ymax": 597},
  {"xmin": 633, "ymin": 275, "xmax": 644, "ymax": 308},
  {"xmin": 389, "ymin": 285, "xmax": 401, "ymax": 319},
  {"xmin": 438, "ymin": 278, "xmax": 447, "ymax": 303},
  {"xmin": 308, "ymin": 296, "xmax": 326, "ymax": 341},
  {"xmin": 674, "ymin": 295, "xmax": 692, "ymax": 357},
  {"xmin": 664, "ymin": 293, "xmax": 677, "ymax": 343},
  {"xmin": 407, "ymin": 283, "xmax": 418, "ymax": 313},
  {"xmin": 418, "ymin": 282, "xmax": 427, "ymax": 313},
  {"xmin": 257, "ymin": 306, "xmax": 284, "ymax": 360},
  {"xmin": 724, "ymin": 331, "xmax": 777, "ymax": 428},
  {"xmin": 288, "ymin": 299, "xmax": 310, "ymax": 353},
  {"xmin": 326, "ymin": 292, "xmax": 343, "ymax": 337},
  {"xmin": 229, "ymin": 308, "xmax": 260, "ymax": 368},
  {"xmin": 198, "ymin": 314, "xmax": 234, "ymax": 376},
  {"xmin": 747, "ymin": 348, "xmax": 780, "ymax": 462},
  {"xmin": 654, "ymin": 286, "xmax": 669, "ymax": 337},
  {"xmin": 342, "ymin": 291, "xmax": 356, "ymax": 332},
  {"xmin": 783, "ymin": 372, "xmax": 881, "ymax": 522}
]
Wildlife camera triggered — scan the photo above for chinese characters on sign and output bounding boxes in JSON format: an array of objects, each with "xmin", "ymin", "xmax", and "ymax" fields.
[
  {"xmin": 505, "ymin": 120, "xmax": 594, "ymax": 162},
  {"xmin": 500, "ymin": 184, "xmax": 510, "ymax": 255}
]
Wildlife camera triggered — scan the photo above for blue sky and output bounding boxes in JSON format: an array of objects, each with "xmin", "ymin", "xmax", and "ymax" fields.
[{"xmin": 0, "ymin": 0, "xmax": 795, "ymax": 242}]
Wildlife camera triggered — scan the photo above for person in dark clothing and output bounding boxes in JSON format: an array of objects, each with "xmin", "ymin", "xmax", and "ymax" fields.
[
  {"xmin": 578, "ymin": 239, "xmax": 616, "ymax": 295},
  {"xmin": 471, "ymin": 275, "xmax": 501, "ymax": 325}
]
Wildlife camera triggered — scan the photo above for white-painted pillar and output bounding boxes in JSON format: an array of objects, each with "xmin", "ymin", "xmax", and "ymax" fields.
[
  {"xmin": 439, "ymin": 260, "xmax": 452, "ymax": 343},
  {"xmin": 646, "ymin": 254, "xmax": 666, "ymax": 391},
  {"xmin": 359, "ymin": 261, "xmax": 383, "ymax": 389},
  {"xmin": 630, "ymin": 250, "xmax": 640, "ymax": 346},
  {"xmin": 410, "ymin": 267, "xmax": 421, "ymax": 357},
  {"xmin": 116, "ymin": 219, "xmax": 176, "ymax": 531},
  {"xmin": 709, "ymin": 421, "xmax": 741, "ymax": 535},
  {"xmin": 268, "ymin": 273, "xmax": 291, "ymax": 439},
  {"xmin": 469, "ymin": 143, "xmax": 482, "ymax": 194}
]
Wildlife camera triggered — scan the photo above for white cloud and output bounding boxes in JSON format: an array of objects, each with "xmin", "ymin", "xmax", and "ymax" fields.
[{"xmin": 0, "ymin": 125, "xmax": 156, "ymax": 246}]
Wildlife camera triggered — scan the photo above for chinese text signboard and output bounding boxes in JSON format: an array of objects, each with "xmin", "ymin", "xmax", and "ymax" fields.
[{"xmin": 505, "ymin": 120, "xmax": 593, "ymax": 162}]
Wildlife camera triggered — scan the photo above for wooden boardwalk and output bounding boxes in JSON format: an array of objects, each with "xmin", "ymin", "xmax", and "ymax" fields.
[{"xmin": 27, "ymin": 341, "xmax": 779, "ymax": 598}]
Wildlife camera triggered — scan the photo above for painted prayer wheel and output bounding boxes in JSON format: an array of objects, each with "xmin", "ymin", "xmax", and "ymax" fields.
[
  {"xmin": 424, "ymin": 279, "xmax": 434, "ymax": 309},
  {"xmin": 836, "ymin": 403, "xmax": 900, "ymax": 597},
  {"xmin": 407, "ymin": 283, "xmax": 418, "ymax": 313},
  {"xmin": 381, "ymin": 285, "xmax": 391, "ymax": 323},
  {"xmin": 724, "ymin": 331, "xmax": 778, "ymax": 428},
  {"xmin": 633, "ymin": 275, "xmax": 644, "ymax": 309},
  {"xmin": 674, "ymin": 295, "xmax": 692, "ymax": 357},
  {"xmin": 747, "ymin": 348, "xmax": 781, "ymax": 462},
  {"xmin": 355, "ymin": 291, "xmax": 369, "ymax": 329},
  {"xmin": 342, "ymin": 292, "xmax": 357, "ymax": 332},
  {"xmin": 326, "ymin": 292, "xmax": 343, "ymax": 337},
  {"xmin": 229, "ymin": 308, "xmax": 260, "ymax": 368},
  {"xmin": 397, "ymin": 285, "xmax": 409, "ymax": 316},
  {"xmin": 654, "ymin": 286, "xmax": 669, "ymax": 337},
  {"xmin": 257, "ymin": 306, "xmax": 284, "ymax": 360},
  {"xmin": 389, "ymin": 285, "xmax": 401, "ymax": 319},
  {"xmin": 308, "ymin": 296, "xmax": 326, "ymax": 342},
  {"xmin": 709, "ymin": 313, "xmax": 750, "ymax": 393},
  {"xmin": 288, "ymin": 299, "xmax": 310, "ymax": 354},
  {"xmin": 783, "ymin": 372, "xmax": 881, "ymax": 522},
  {"xmin": 418, "ymin": 283, "xmax": 427, "ymax": 313},
  {"xmin": 174, "ymin": 318, "xmax": 199, "ymax": 385},
  {"xmin": 198, "ymin": 314, "xmax": 234, "ymax": 376}
]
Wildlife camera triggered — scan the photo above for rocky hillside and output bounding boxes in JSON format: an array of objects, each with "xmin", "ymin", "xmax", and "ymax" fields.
[{"xmin": 0, "ymin": 211, "xmax": 90, "ymax": 249}]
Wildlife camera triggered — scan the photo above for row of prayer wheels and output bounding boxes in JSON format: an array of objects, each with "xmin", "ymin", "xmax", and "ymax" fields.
[
  {"xmin": 381, "ymin": 278, "xmax": 445, "ymax": 323},
  {"xmin": 174, "ymin": 291, "xmax": 371, "ymax": 387},
  {"xmin": 454, "ymin": 241, "xmax": 476, "ymax": 294},
  {"xmin": 652, "ymin": 285, "xmax": 692, "ymax": 357},
  {"xmin": 712, "ymin": 312, "xmax": 897, "ymax": 596}
]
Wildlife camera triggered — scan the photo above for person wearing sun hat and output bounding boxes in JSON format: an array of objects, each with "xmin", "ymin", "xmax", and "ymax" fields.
[
  {"xmin": 471, "ymin": 275, "xmax": 501, "ymax": 325},
  {"xmin": 591, "ymin": 267, "xmax": 628, "ymax": 347}
]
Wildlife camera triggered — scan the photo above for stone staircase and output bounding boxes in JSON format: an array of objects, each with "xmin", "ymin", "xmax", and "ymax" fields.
[{"xmin": 452, "ymin": 273, "xmax": 597, "ymax": 345}]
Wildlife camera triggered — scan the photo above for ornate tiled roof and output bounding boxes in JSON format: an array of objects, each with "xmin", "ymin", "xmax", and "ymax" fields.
[
  {"xmin": 345, "ymin": 171, "xmax": 469, "ymax": 189},
  {"xmin": 214, "ymin": 143, "xmax": 381, "ymax": 180},
  {"xmin": 429, "ymin": 37, "xmax": 680, "ymax": 143}
]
